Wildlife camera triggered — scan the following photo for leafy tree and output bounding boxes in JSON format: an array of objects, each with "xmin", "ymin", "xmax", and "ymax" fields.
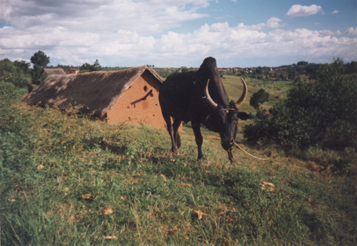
[
  {"xmin": 30, "ymin": 50, "xmax": 50, "ymax": 67},
  {"xmin": 244, "ymin": 58, "xmax": 357, "ymax": 150},
  {"xmin": 80, "ymin": 59, "xmax": 101, "ymax": 72},
  {"xmin": 0, "ymin": 59, "xmax": 30, "ymax": 88},
  {"xmin": 297, "ymin": 61, "xmax": 308, "ymax": 66},
  {"xmin": 31, "ymin": 64, "xmax": 44, "ymax": 85},
  {"xmin": 14, "ymin": 60, "xmax": 30, "ymax": 74},
  {"xmin": 30, "ymin": 51, "xmax": 50, "ymax": 84},
  {"xmin": 288, "ymin": 70, "xmax": 296, "ymax": 80},
  {"xmin": 346, "ymin": 61, "xmax": 357, "ymax": 74},
  {"xmin": 92, "ymin": 59, "xmax": 101, "ymax": 71},
  {"xmin": 80, "ymin": 63, "xmax": 92, "ymax": 72},
  {"xmin": 250, "ymin": 89, "xmax": 270, "ymax": 110},
  {"xmin": 181, "ymin": 67, "xmax": 189, "ymax": 73},
  {"xmin": 256, "ymin": 66, "xmax": 263, "ymax": 75}
]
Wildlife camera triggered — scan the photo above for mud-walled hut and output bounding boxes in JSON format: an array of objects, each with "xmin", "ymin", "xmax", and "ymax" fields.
[
  {"xmin": 41, "ymin": 68, "xmax": 66, "ymax": 76},
  {"xmin": 23, "ymin": 65, "xmax": 170, "ymax": 130}
]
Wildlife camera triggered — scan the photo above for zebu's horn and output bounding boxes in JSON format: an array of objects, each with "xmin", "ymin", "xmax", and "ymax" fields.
[
  {"xmin": 205, "ymin": 79, "xmax": 218, "ymax": 107},
  {"xmin": 235, "ymin": 78, "xmax": 248, "ymax": 107}
]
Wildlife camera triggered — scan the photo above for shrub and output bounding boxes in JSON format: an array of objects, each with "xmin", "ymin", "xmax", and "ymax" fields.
[
  {"xmin": 244, "ymin": 58, "xmax": 357, "ymax": 150},
  {"xmin": 0, "ymin": 59, "xmax": 30, "ymax": 88},
  {"xmin": 250, "ymin": 88, "xmax": 269, "ymax": 110},
  {"xmin": 31, "ymin": 64, "xmax": 43, "ymax": 85}
]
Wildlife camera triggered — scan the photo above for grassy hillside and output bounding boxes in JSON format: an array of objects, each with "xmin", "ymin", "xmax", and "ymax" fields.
[
  {"xmin": 221, "ymin": 75, "xmax": 293, "ymax": 113},
  {"xmin": 1, "ymin": 82, "xmax": 356, "ymax": 245}
]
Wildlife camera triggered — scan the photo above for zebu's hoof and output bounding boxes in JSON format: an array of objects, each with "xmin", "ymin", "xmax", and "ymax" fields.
[
  {"xmin": 172, "ymin": 149, "xmax": 179, "ymax": 156},
  {"xmin": 227, "ymin": 148, "xmax": 236, "ymax": 164}
]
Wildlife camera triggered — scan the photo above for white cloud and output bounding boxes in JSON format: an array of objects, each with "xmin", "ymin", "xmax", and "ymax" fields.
[
  {"xmin": 251, "ymin": 17, "xmax": 285, "ymax": 30},
  {"xmin": 346, "ymin": 27, "xmax": 357, "ymax": 35},
  {"xmin": 2, "ymin": 0, "xmax": 209, "ymax": 33},
  {"xmin": 2, "ymin": 19, "xmax": 356, "ymax": 67},
  {"xmin": 332, "ymin": 10, "xmax": 340, "ymax": 14},
  {"xmin": 0, "ymin": 1, "xmax": 356, "ymax": 67},
  {"xmin": 286, "ymin": 4, "xmax": 323, "ymax": 17},
  {"xmin": 0, "ymin": 1, "xmax": 13, "ymax": 22}
]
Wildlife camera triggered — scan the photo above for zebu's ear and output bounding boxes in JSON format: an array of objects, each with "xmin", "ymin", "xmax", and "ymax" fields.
[{"xmin": 237, "ymin": 112, "xmax": 251, "ymax": 120}]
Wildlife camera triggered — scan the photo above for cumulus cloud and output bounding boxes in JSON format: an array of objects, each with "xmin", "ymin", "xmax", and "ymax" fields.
[
  {"xmin": 2, "ymin": 0, "xmax": 208, "ymax": 33},
  {"xmin": 250, "ymin": 17, "xmax": 285, "ymax": 30},
  {"xmin": 346, "ymin": 27, "xmax": 357, "ymax": 35},
  {"xmin": 332, "ymin": 10, "xmax": 340, "ymax": 14},
  {"xmin": 0, "ymin": 0, "xmax": 356, "ymax": 67},
  {"xmin": 286, "ymin": 4, "xmax": 323, "ymax": 17}
]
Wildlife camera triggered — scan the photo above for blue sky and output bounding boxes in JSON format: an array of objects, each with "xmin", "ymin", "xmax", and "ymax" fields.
[{"xmin": 0, "ymin": 0, "xmax": 356, "ymax": 67}]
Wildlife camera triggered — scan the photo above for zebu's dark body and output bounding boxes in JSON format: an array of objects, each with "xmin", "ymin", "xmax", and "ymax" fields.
[{"xmin": 159, "ymin": 57, "xmax": 249, "ymax": 160}]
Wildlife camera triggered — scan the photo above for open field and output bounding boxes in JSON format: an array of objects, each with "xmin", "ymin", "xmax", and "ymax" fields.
[
  {"xmin": 221, "ymin": 75, "xmax": 293, "ymax": 112},
  {"xmin": 1, "ymin": 82, "xmax": 356, "ymax": 245}
]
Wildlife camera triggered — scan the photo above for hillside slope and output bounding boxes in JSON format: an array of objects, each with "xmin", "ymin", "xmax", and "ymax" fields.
[{"xmin": 1, "ymin": 82, "xmax": 356, "ymax": 245}]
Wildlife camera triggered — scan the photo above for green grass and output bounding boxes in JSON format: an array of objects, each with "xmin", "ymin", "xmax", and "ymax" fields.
[{"xmin": 1, "ymin": 82, "xmax": 357, "ymax": 245}]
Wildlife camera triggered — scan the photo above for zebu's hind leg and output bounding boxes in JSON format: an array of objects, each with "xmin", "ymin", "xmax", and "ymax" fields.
[
  {"xmin": 173, "ymin": 118, "xmax": 182, "ymax": 150},
  {"xmin": 163, "ymin": 114, "xmax": 179, "ymax": 155}
]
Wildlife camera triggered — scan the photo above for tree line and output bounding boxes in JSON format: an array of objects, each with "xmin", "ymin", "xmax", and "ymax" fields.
[
  {"xmin": 244, "ymin": 58, "xmax": 357, "ymax": 151},
  {"xmin": 221, "ymin": 61, "xmax": 357, "ymax": 81}
]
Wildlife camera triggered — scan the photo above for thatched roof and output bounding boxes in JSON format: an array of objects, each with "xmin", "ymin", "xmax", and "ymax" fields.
[
  {"xmin": 42, "ymin": 68, "xmax": 66, "ymax": 75},
  {"xmin": 24, "ymin": 65, "xmax": 164, "ymax": 118}
]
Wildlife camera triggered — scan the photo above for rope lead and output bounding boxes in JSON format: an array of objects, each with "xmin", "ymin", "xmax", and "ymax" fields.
[{"xmin": 234, "ymin": 142, "xmax": 270, "ymax": 161}]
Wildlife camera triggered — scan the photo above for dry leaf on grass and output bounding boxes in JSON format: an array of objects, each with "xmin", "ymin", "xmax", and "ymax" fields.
[
  {"xmin": 83, "ymin": 193, "xmax": 92, "ymax": 199},
  {"xmin": 103, "ymin": 236, "xmax": 117, "ymax": 239},
  {"xmin": 179, "ymin": 183, "xmax": 193, "ymax": 187},
  {"xmin": 37, "ymin": 164, "xmax": 44, "ymax": 169},
  {"xmin": 103, "ymin": 207, "xmax": 113, "ymax": 215},
  {"xmin": 99, "ymin": 207, "xmax": 113, "ymax": 215},
  {"xmin": 261, "ymin": 181, "xmax": 276, "ymax": 192},
  {"xmin": 160, "ymin": 174, "xmax": 167, "ymax": 182},
  {"xmin": 166, "ymin": 227, "xmax": 178, "ymax": 235},
  {"xmin": 194, "ymin": 210, "xmax": 208, "ymax": 220}
]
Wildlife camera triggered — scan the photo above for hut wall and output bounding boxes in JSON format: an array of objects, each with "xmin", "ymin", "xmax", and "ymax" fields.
[{"xmin": 107, "ymin": 71, "xmax": 167, "ymax": 130}]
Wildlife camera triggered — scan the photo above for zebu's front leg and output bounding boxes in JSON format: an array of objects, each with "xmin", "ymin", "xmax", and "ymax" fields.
[{"xmin": 192, "ymin": 121, "xmax": 204, "ymax": 160}]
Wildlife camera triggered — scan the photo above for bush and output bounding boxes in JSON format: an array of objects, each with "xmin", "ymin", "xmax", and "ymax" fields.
[
  {"xmin": 244, "ymin": 58, "xmax": 357, "ymax": 150},
  {"xmin": 0, "ymin": 59, "xmax": 30, "ymax": 88},
  {"xmin": 250, "ymin": 89, "xmax": 269, "ymax": 110},
  {"xmin": 31, "ymin": 64, "xmax": 43, "ymax": 85}
]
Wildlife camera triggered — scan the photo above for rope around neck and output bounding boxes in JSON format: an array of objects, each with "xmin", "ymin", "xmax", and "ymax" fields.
[
  {"xmin": 234, "ymin": 142, "xmax": 270, "ymax": 161},
  {"xmin": 219, "ymin": 108, "xmax": 236, "ymax": 111}
]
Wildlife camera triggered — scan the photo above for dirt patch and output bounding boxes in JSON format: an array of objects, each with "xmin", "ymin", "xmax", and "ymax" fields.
[{"xmin": 207, "ymin": 135, "xmax": 220, "ymax": 140}]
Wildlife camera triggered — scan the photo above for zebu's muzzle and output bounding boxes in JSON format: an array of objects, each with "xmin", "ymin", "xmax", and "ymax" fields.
[{"xmin": 221, "ymin": 137, "xmax": 235, "ymax": 151}]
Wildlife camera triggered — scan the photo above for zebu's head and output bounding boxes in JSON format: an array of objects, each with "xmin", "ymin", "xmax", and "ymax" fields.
[
  {"xmin": 203, "ymin": 77, "xmax": 248, "ymax": 151},
  {"xmin": 194, "ymin": 57, "xmax": 248, "ymax": 152}
]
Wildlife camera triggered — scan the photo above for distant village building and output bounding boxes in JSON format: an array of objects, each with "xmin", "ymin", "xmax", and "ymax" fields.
[
  {"xmin": 66, "ymin": 69, "xmax": 80, "ymax": 75},
  {"xmin": 41, "ymin": 68, "xmax": 65, "ymax": 76},
  {"xmin": 24, "ymin": 65, "xmax": 173, "ymax": 130}
]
